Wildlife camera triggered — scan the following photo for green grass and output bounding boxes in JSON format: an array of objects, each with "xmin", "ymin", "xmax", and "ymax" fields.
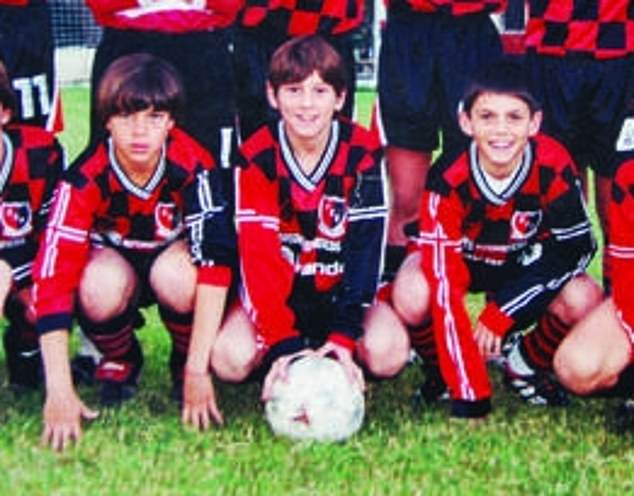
[{"xmin": 0, "ymin": 86, "xmax": 631, "ymax": 495}]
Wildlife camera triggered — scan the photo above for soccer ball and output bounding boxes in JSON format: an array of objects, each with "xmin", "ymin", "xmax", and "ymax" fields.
[{"xmin": 264, "ymin": 355, "xmax": 365, "ymax": 442}]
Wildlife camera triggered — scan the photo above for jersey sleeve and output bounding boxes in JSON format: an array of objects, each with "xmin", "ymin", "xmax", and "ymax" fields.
[
  {"xmin": 327, "ymin": 150, "xmax": 388, "ymax": 350},
  {"xmin": 479, "ymin": 161, "xmax": 595, "ymax": 335},
  {"xmin": 32, "ymin": 176, "xmax": 99, "ymax": 334},
  {"xmin": 183, "ymin": 164, "xmax": 235, "ymax": 287},
  {"xmin": 419, "ymin": 185, "xmax": 492, "ymax": 417},
  {"xmin": 34, "ymin": 137, "xmax": 66, "ymax": 237},
  {"xmin": 609, "ymin": 158, "xmax": 634, "ymax": 337},
  {"xmin": 235, "ymin": 158, "xmax": 301, "ymax": 357}
]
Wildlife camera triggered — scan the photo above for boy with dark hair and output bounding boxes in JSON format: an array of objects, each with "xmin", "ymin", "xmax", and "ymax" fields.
[
  {"xmin": 212, "ymin": 36, "xmax": 410, "ymax": 399},
  {"xmin": 33, "ymin": 53, "xmax": 235, "ymax": 451},
  {"xmin": 0, "ymin": 59, "xmax": 65, "ymax": 390},
  {"xmin": 391, "ymin": 59, "xmax": 601, "ymax": 419},
  {"xmin": 234, "ymin": 0, "xmax": 363, "ymax": 141}
]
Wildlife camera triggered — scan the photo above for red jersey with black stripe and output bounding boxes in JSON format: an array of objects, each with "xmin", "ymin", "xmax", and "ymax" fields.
[
  {"xmin": 384, "ymin": 0, "xmax": 506, "ymax": 15},
  {"xmin": 0, "ymin": 125, "xmax": 64, "ymax": 254},
  {"xmin": 87, "ymin": 0, "xmax": 243, "ymax": 33},
  {"xmin": 240, "ymin": 0, "xmax": 364, "ymax": 35},
  {"xmin": 236, "ymin": 118, "xmax": 387, "ymax": 355},
  {"xmin": 33, "ymin": 127, "xmax": 235, "ymax": 335},
  {"xmin": 526, "ymin": 0, "xmax": 634, "ymax": 59},
  {"xmin": 419, "ymin": 134, "xmax": 594, "ymax": 406},
  {"xmin": 607, "ymin": 156, "xmax": 634, "ymax": 350}
]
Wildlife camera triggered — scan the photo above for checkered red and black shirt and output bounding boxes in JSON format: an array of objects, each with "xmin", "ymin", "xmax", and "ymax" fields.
[
  {"xmin": 240, "ymin": 0, "xmax": 364, "ymax": 35},
  {"xmin": 526, "ymin": 0, "xmax": 634, "ymax": 58},
  {"xmin": 419, "ymin": 133, "xmax": 594, "ymax": 404},
  {"xmin": 0, "ymin": 125, "xmax": 64, "ymax": 252},
  {"xmin": 33, "ymin": 127, "xmax": 235, "ymax": 334},
  {"xmin": 235, "ymin": 118, "xmax": 387, "ymax": 356},
  {"xmin": 384, "ymin": 0, "xmax": 506, "ymax": 16}
]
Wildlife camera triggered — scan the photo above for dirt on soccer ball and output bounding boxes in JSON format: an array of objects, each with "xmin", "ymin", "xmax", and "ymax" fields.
[{"xmin": 264, "ymin": 355, "xmax": 365, "ymax": 442}]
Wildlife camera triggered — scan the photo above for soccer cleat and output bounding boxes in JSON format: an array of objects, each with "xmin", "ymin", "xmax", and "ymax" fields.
[
  {"xmin": 503, "ymin": 368, "xmax": 569, "ymax": 407},
  {"xmin": 95, "ymin": 358, "xmax": 143, "ymax": 407},
  {"xmin": 412, "ymin": 365, "xmax": 449, "ymax": 407},
  {"xmin": 3, "ymin": 328, "xmax": 42, "ymax": 391},
  {"xmin": 71, "ymin": 354, "xmax": 99, "ymax": 386}
]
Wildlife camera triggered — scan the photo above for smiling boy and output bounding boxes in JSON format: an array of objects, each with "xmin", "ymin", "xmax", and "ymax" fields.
[
  {"xmin": 391, "ymin": 60, "xmax": 601, "ymax": 419},
  {"xmin": 211, "ymin": 36, "xmax": 410, "ymax": 401}
]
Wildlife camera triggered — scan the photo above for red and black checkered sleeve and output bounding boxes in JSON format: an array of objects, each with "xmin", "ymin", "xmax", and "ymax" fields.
[
  {"xmin": 33, "ymin": 159, "xmax": 103, "ymax": 335},
  {"xmin": 608, "ymin": 156, "xmax": 634, "ymax": 335},
  {"xmin": 326, "ymin": 124, "xmax": 388, "ymax": 350},
  {"xmin": 240, "ymin": 0, "xmax": 364, "ymax": 35},
  {"xmin": 235, "ymin": 128, "xmax": 300, "ymax": 351},
  {"xmin": 419, "ymin": 158, "xmax": 492, "ymax": 417}
]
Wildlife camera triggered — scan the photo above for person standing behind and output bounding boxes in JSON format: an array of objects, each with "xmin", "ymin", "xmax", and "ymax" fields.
[
  {"xmin": 525, "ymin": 0, "xmax": 634, "ymax": 287},
  {"xmin": 376, "ymin": 0, "xmax": 507, "ymax": 277},
  {"xmin": 234, "ymin": 0, "xmax": 364, "ymax": 141},
  {"xmin": 86, "ymin": 0, "xmax": 242, "ymax": 169},
  {"xmin": 0, "ymin": 0, "xmax": 61, "ymax": 131}
]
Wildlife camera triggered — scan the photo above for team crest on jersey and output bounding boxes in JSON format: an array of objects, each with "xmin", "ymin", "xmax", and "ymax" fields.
[
  {"xmin": 510, "ymin": 210, "xmax": 542, "ymax": 241},
  {"xmin": 318, "ymin": 196, "xmax": 347, "ymax": 238},
  {"xmin": 155, "ymin": 202, "xmax": 180, "ymax": 239},
  {"xmin": 0, "ymin": 202, "xmax": 32, "ymax": 237}
]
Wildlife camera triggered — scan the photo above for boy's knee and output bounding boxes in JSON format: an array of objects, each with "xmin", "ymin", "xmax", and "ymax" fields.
[
  {"xmin": 553, "ymin": 276, "xmax": 603, "ymax": 325},
  {"xmin": 359, "ymin": 321, "xmax": 410, "ymax": 378},
  {"xmin": 554, "ymin": 343, "xmax": 616, "ymax": 395},
  {"xmin": 211, "ymin": 332, "xmax": 259, "ymax": 383}
]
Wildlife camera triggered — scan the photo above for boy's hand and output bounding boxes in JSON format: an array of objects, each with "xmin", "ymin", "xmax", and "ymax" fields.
[
  {"xmin": 261, "ymin": 348, "xmax": 314, "ymax": 402},
  {"xmin": 41, "ymin": 389, "xmax": 98, "ymax": 451},
  {"xmin": 474, "ymin": 321, "xmax": 502, "ymax": 359},
  {"xmin": 182, "ymin": 371, "xmax": 224, "ymax": 430},
  {"xmin": 316, "ymin": 341, "xmax": 365, "ymax": 393}
]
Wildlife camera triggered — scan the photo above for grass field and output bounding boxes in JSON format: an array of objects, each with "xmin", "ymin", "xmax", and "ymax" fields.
[{"xmin": 0, "ymin": 87, "xmax": 632, "ymax": 496}]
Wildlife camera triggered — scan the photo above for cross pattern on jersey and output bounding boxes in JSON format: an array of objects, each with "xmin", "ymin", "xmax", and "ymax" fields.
[
  {"xmin": 607, "ymin": 156, "xmax": 634, "ymax": 351},
  {"xmin": 526, "ymin": 0, "xmax": 634, "ymax": 58},
  {"xmin": 0, "ymin": 125, "xmax": 64, "ymax": 285},
  {"xmin": 419, "ymin": 133, "xmax": 595, "ymax": 412},
  {"xmin": 236, "ymin": 118, "xmax": 387, "ymax": 355},
  {"xmin": 33, "ymin": 127, "xmax": 234, "ymax": 335},
  {"xmin": 240, "ymin": 0, "xmax": 365, "ymax": 35},
  {"xmin": 384, "ymin": 0, "xmax": 506, "ymax": 15}
]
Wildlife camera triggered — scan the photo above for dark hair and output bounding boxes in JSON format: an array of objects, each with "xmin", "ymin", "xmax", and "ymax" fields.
[
  {"xmin": 268, "ymin": 35, "xmax": 347, "ymax": 96},
  {"xmin": 96, "ymin": 53, "xmax": 185, "ymax": 127},
  {"xmin": 0, "ymin": 60, "xmax": 16, "ymax": 116},
  {"xmin": 462, "ymin": 59, "xmax": 541, "ymax": 115}
]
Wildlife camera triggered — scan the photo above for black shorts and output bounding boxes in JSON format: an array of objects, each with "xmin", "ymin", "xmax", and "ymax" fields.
[
  {"xmin": 233, "ymin": 27, "xmax": 357, "ymax": 140},
  {"xmin": 0, "ymin": 241, "xmax": 36, "ymax": 291},
  {"xmin": 526, "ymin": 52, "xmax": 634, "ymax": 178},
  {"xmin": 0, "ymin": 2, "xmax": 55, "ymax": 128},
  {"xmin": 377, "ymin": 11, "xmax": 503, "ymax": 154},
  {"xmin": 90, "ymin": 28, "xmax": 238, "ymax": 168}
]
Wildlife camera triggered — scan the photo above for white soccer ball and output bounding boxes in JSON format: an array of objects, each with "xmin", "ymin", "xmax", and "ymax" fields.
[{"xmin": 264, "ymin": 355, "xmax": 365, "ymax": 442}]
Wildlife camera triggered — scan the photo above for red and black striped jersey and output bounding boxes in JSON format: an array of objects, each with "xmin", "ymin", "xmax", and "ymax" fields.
[
  {"xmin": 33, "ymin": 127, "xmax": 235, "ymax": 334},
  {"xmin": 607, "ymin": 156, "xmax": 634, "ymax": 348},
  {"xmin": 526, "ymin": 0, "xmax": 634, "ymax": 59},
  {"xmin": 240, "ymin": 0, "xmax": 364, "ymax": 36},
  {"xmin": 235, "ymin": 118, "xmax": 387, "ymax": 357},
  {"xmin": 87, "ymin": 0, "xmax": 243, "ymax": 33},
  {"xmin": 419, "ymin": 133, "xmax": 594, "ymax": 403},
  {"xmin": 384, "ymin": 0, "xmax": 506, "ymax": 16},
  {"xmin": 0, "ymin": 125, "xmax": 64, "ymax": 253}
]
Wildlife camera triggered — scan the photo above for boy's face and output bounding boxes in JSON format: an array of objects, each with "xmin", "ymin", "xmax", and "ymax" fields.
[
  {"xmin": 267, "ymin": 71, "xmax": 345, "ymax": 145},
  {"xmin": 459, "ymin": 92, "xmax": 542, "ymax": 178},
  {"xmin": 106, "ymin": 107, "xmax": 174, "ymax": 171}
]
